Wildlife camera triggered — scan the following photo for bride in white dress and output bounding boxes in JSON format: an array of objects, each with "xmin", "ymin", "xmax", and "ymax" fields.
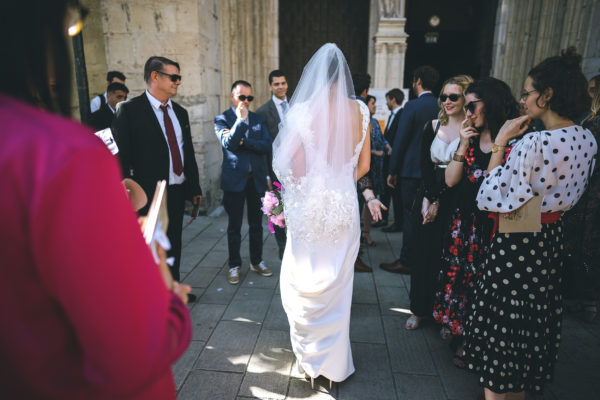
[{"xmin": 273, "ymin": 43, "xmax": 383, "ymax": 388}]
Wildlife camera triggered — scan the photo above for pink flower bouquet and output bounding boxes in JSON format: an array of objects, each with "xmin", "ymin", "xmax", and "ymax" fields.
[{"xmin": 261, "ymin": 182, "xmax": 285, "ymax": 233}]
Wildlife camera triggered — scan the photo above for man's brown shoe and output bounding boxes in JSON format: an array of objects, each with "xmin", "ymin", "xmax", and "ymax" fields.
[
  {"xmin": 354, "ymin": 257, "xmax": 373, "ymax": 272},
  {"xmin": 380, "ymin": 260, "xmax": 410, "ymax": 274}
]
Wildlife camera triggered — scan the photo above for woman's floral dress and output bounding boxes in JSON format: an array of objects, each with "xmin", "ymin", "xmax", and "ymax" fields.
[{"xmin": 432, "ymin": 137, "xmax": 511, "ymax": 335}]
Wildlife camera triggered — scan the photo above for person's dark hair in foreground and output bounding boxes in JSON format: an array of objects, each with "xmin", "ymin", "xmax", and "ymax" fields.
[{"xmin": 0, "ymin": 2, "xmax": 191, "ymax": 398}]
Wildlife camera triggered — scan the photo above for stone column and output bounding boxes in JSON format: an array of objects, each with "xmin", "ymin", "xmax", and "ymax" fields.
[{"xmin": 372, "ymin": 0, "xmax": 408, "ymax": 89}]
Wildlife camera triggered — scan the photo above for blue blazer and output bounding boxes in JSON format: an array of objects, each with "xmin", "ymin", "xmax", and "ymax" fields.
[
  {"xmin": 214, "ymin": 108, "xmax": 272, "ymax": 193},
  {"xmin": 388, "ymin": 93, "xmax": 439, "ymax": 179}
]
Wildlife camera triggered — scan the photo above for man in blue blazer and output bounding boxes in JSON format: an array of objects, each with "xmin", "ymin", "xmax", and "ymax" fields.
[
  {"xmin": 381, "ymin": 66, "xmax": 440, "ymax": 274},
  {"xmin": 215, "ymin": 80, "xmax": 273, "ymax": 285}
]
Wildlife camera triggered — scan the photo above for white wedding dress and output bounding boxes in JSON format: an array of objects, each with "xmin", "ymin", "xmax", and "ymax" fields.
[{"xmin": 278, "ymin": 99, "xmax": 370, "ymax": 382}]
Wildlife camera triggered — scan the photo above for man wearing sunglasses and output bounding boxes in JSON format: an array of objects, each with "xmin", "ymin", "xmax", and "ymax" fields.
[
  {"xmin": 112, "ymin": 56, "xmax": 203, "ymax": 302},
  {"xmin": 215, "ymin": 80, "xmax": 273, "ymax": 285}
]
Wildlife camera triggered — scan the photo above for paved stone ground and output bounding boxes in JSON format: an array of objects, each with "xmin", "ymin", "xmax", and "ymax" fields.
[{"xmin": 173, "ymin": 214, "xmax": 600, "ymax": 400}]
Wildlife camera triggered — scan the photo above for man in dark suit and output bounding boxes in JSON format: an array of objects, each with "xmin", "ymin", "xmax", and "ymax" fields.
[
  {"xmin": 378, "ymin": 88, "xmax": 404, "ymax": 231},
  {"xmin": 256, "ymin": 70, "xmax": 288, "ymax": 259},
  {"xmin": 215, "ymin": 80, "xmax": 273, "ymax": 285},
  {"xmin": 112, "ymin": 56, "xmax": 203, "ymax": 301},
  {"xmin": 89, "ymin": 82, "xmax": 128, "ymax": 131},
  {"xmin": 381, "ymin": 66, "xmax": 439, "ymax": 274}
]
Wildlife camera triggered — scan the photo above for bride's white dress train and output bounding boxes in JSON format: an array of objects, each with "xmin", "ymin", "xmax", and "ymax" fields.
[{"xmin": 279, "ymin": 99, "xmax": 370, "ymax": 382}]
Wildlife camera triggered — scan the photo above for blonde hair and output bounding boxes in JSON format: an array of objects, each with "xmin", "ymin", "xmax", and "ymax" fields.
[
  {"xmin": 582, "ymin": 88, "xmax": 600, "ymax": 124},
  {"xmin": 438, "ymin": 74, "xmax": 474, "ymax": 126}
]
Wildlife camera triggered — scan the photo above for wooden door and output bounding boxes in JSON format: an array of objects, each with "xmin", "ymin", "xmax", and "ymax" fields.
[{"xmin": 279, "ymin": 0, "xmax": 370, "ymax": 94}]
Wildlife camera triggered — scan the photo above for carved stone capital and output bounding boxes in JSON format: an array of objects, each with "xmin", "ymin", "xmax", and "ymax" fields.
[{"xmin": 378, "ymin": 0, "xmax": 405, "ymax": 18}]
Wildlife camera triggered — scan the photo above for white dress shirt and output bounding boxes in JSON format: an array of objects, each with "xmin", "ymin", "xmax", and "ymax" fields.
[
  {"xmin": 272, "ymin": 95, "xmax": 288, "ymax": 122},
  {"xmin": 90, "ymin": 92, "xmax": 107, "ymax": 113},
  {"xmin": 385, "ymin": 105, "xmax": 402, "ymax": 133},
  {"xmin": 145, "ymin": 90, "xmax": 186, "ymax": 185}
]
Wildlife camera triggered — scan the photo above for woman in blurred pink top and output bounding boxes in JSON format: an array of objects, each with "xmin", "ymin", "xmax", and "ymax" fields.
[{"xmin": 0, "ymin": 2, "xmax": 191, "ymax": 399}]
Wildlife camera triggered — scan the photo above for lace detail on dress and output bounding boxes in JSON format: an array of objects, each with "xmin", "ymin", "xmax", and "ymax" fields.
[
  {"xmin": 279, "ymin": 171, "xmax": 357, "ymax": 243},
  {"xmin": 351, "ymin": 100, "xmax": 370, "ymax": 168},
  {"xmin": 273, "ymin": 101, "xmax": 369, "ymax": 243}
]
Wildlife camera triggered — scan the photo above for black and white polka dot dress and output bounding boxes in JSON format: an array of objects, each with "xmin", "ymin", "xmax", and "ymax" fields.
[{"xmin": 463, "ymin": 125, "xmax": 597, "ymax": 394}]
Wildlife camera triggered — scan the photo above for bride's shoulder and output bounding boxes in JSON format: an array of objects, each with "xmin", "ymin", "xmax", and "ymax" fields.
[{"xmin": 355, "ymin": 99, "xmax": 369, "ymax": 116}]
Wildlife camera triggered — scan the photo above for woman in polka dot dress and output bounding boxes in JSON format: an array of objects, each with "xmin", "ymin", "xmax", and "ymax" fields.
[
  {"xmin": 465, "ymin": 48, "xmax": 597, "ymax": 399},
  {"xmin": 432, "ymin": 78, "xmax": 520, "ymax": 361}
]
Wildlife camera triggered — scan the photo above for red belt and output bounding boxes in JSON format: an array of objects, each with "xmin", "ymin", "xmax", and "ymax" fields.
[{"xmin": 488, "ymin": 211, "xmax": 562, "ymax": 242}]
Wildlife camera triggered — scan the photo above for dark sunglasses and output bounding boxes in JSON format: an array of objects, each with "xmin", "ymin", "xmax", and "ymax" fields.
[
  {"xmin": 237, "ymin": 95, "xmax": 254, "ymax": 102},
  {"xmin": 439, "ymin": 93, "xmax": 462, "ymax": 102},
  {"xmin": 464, "ymin": 100, "xmax": 483, "ymax": 114},
  {"xmin": 157, "ymin": 71, "xmax": 182, "ymax": 82}
]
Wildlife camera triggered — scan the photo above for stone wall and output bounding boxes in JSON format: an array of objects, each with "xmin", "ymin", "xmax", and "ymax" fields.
[{"xmin": 491, "ymin": 0, "xmax": 600, "ymax": 95}]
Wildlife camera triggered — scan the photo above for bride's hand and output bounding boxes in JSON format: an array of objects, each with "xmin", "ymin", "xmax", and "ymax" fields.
[{"xmin": 368, "ymin": 199, "xmax": 387, "ymax": 222}]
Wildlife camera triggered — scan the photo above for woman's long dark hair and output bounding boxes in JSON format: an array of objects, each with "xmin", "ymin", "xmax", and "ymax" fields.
[
  {"xmin": 0, "ymin": 1, "xmax": 73, "ymax": 116},
  {"xmin": 465, "ymin": 77, "xmax": 520, "ymax": 140}
]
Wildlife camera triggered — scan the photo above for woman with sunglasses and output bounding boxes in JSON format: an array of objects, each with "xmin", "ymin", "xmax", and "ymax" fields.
[
  {"xmin": 465, "ymin": 48, "xmax": 596, "ymax": 399},
  {"xmin": 433, "ymin": 78, "xmax": 520, "ymax": 367},
  {"xmin": 405, "ymin": 75, "xmax": 473, "ymax": 330},
  {"xmin": 0, "ymin": 2, "xmax": 192, "ymax": 398}
]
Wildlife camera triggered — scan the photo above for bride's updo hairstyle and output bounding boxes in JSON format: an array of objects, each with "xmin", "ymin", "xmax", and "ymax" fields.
[
  {"xmin": 527, "ymin": 47, "xmax": 591, "ymax": 120},
  {"xmin": 464, "ymin": 77, "xmax": 520, "ymax": 140}
]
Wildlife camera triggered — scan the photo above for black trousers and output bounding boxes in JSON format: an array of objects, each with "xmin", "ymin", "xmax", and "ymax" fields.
[
  {"xmin": 399, "ymin": 178, "xmax": 421, "ymax": 265},
  {"xmin": 381, "ymin": 184, "xmax": 402, "ymax": 226},
  {"xmin": 166, "ymin": 184, "xmax": 185, "ymax": 281},
  {"xmin": 223, "ymin": 177, "xmax": 264, "ymax": 267},
  {"xmin": 409, "ymin": 200, "xmax": 447, "ymax": 317}
]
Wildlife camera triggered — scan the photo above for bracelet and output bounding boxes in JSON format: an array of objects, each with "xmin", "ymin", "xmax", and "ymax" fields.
[
  {"xmin": 432, "ymin": 200, "xmax": 440, "ymax": 206},
  {"xmin": 365, "ymin": 196, "xmax": 376, "ymax": 203},
  {"xmin": 491, "ymin": 143, "xmax": 506, "ymax": 153},
  {"xmin": 453, "ymin": 153, "xmax": 465, "ymax": 162}
]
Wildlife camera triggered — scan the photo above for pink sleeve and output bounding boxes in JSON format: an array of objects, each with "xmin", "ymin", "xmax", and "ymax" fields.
[{"xmin": 30, "ymin": 144, "xmax": 191, "ymax": 396}]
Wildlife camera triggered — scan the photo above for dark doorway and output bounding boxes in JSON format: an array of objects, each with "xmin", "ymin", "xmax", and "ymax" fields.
[
  {"xmin": 279, "ymin": 0, "xmax": 370, "ymax": 94},
  {"xmin": 404, "ymin": 0, "xmax": 498, "ymax": 96}
]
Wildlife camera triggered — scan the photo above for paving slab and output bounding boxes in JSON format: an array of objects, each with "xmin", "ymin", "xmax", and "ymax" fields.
[
  {"xmin": 263, "ymin": 294, "xmax": 290, "ymax": 332},
  {"xmin": 349, "ymin": 303, "xmax": 385, "ymax": 344},
  {"xmin": 222, "ymin": 287, "xmax": 274, "ymax": 324},
  {"xmin": 337, "ymin": 343, "xmax": 396, "ymax": 400},
  {"xmin": 287, "ymin": 377, "xmax": 337, "ymax": 400},
  {"xmin": 195, "ymin": 320, "xmax": 261, "ymax": 372},
  {"xmin": 393, "ymin": 373, "xmax": 446, "ymax": 400},
  {"xmin": 377, "ymin": 286, "xmax": 410, "ymax": 316},
  {"xmin": 238, "ymin": 329, "xmax": 295, "ymax": 399},
  {"xmin": 199, "ymin": 271, "xmax": 241, "ymax": 305},
  {"xmin": 182, "ymin": 266, "xmax": 220, "ymax": 288},
  {"xmin": 172, "ymin": 340, "xmax": 205, "ymax": 390},
  {"xmin": 351, "ymin": 273, "xmax": 378, "ymax": 304},
  {"xmin": 190, "ymin": 303, "xmax": 227, "ymax": 341},
  {"xmin": 178, "ymin": 370, "xmax": 243, "ymax": 400},
  {"xmin": 383, "ymin": 316, "xmax": 436, "ymax": 375}
]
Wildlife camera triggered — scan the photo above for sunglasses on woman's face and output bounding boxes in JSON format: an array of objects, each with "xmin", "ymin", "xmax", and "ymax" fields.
[
  {"xmin": 464, "ymin": 100, "xmax": 483, "ymax": 114},
  {"xmin": 439, "ymin": 93, "xmax": 462, "ymax": 102},
  {"xmin": 237, "ymin": 95, "xmax": 254, "ymax": 102}
]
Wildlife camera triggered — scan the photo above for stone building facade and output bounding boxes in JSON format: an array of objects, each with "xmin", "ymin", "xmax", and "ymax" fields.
[{"xmin": 77, "ymin": 0, "xmax": 599, "ymax": 213}]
